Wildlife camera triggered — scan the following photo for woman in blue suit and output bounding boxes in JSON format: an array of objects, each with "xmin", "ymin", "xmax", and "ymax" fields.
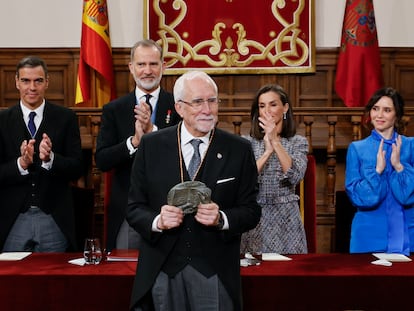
[{"xmin": 345, "ymin": 87, "xmax": 414, "ymax": 255}]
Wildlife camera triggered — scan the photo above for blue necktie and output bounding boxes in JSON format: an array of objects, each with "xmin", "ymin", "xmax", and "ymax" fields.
[
  {"xmin": 188, "ymin": 139, "xmax": 202, "ymax": 180},
  {"xmin": 28, "ymin": 111, "xmax": 36, "ymax": 137}
]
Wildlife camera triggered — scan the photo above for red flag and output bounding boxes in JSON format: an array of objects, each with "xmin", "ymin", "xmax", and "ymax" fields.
[
  {"xmin": 335, "ymin": 0, "xmax": 383, "ymax": 107},
  {"xmin": 76, "ymin": 0, "xmax": 116, "ymax": 107}
]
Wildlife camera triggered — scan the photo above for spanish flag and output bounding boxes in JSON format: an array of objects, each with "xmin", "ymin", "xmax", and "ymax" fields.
[
  {"xmin": 335, "ymin": 0, "xmax": 383, "ymax": 107},
  {"xmin": 76, "ymin": 0, "xmax": 116, "ymax": 107}
]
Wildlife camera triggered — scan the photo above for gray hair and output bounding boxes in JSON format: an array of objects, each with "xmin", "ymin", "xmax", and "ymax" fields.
[
  {"xmin": 173, "ymin": 71, "xmax": 218, "ymax": 102},
  {"xmin": 130, "ymin": 39, "xmax": 163, "ymax": 62}
]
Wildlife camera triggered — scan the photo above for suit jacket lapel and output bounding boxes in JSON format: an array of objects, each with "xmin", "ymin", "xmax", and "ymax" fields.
[
  {"xmin": 36, "ymin": 102, "xmax": 58, "ymax": 140},
  {"xmin": 125, "ymin": 93, "xmax": 138, "ymax": 135},
  {"xmin": 11, "ymin": 105, "xmax": 30, "ymax": 147},
  {"xmin": 154, "ymin": 89, "xmax": 174, "ymax": 127},
  {"xmin": 36, "ymin": 102, "xmax": 48, "ymax": 138},
  {"xmin": 200, "ymin": 130, "xmax": 228, "ymax": 192}
]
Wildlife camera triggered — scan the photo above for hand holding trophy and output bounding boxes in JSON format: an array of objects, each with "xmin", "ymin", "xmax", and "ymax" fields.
[{"xmin": 167, "ymin": 181, "xmax": 211, "ymax": 214}]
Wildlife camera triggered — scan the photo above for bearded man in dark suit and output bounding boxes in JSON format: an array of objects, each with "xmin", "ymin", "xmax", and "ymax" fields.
[
  {"xmin": 127, "ymin": 70, "xmax": 261, "ymax": 311},
  {"xmin": 95, "ymin": 39, "xmax": 180, "ymax": 251},
  {"xmin": 0, "ymin": 56, "xmax": 83, "ymax": 252}
]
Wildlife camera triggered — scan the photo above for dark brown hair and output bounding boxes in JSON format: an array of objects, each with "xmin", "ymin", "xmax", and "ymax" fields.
[
  {"xmin": 16, "ymin": 56, "xmax": 48, "ymax": 77},
  {"xmin": 364, "ymin": 87, "xmax": 405, "ymax": 134},
  {"xmin": 250, "ymin": 84, "xmax": 296, "ymax": 139}
]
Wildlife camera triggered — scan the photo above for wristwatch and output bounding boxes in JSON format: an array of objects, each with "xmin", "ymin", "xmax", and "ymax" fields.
[{"xmin": 216, "ymin": 212, "xmax": 224, "ymax": 230}]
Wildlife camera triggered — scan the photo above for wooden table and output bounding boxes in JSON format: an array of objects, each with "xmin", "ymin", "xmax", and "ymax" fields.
[{"xmin": 1, "ymin": 252, "xmax": 412, "ymax": 310}]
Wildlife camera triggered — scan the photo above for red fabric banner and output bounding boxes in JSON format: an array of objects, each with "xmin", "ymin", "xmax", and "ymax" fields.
[
  {"xmin": 76, "ymin": 0, "xmax": 116, "ymax": 107},
  {"xmin": 335, "ymin": 0, "xmax": 383, "ymax": 108},
  {"xmin": 145, "ymin": 0, "xmax": 315, "ymax": 74}
]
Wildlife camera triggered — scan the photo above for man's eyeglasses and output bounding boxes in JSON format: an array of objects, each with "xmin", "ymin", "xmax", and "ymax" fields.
[{"xmin": 179, "ymin": 98, "xmax": 220, "ymax": 110}]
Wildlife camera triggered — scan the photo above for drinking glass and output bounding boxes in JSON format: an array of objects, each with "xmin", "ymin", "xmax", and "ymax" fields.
[{"xmin": 83, "ymin": 238, "xmax": 102, "ymax": 265}]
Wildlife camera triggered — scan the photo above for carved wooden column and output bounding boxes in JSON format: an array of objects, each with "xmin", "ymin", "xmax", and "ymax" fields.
[
  {"xmin": 232, "ymin": 116, "xmax": 242, "ymax": 136},
  {"xmin": 90, "ymin": 116, "xmax": 102, "ymax": 214},
  {"xmin": 303, "ymin": 116, "xmax": 314, "ymax": 155},
  {"xmin": 327, "ymin": 116, "xmax": 337, "ymax": 209},
  {"xmin": 351, "ymin": 116, "xmax": 362, "ymax": 141},
  {"xmin": 402, "ymin": 116, "xmax": 411, "ymax": 135}
]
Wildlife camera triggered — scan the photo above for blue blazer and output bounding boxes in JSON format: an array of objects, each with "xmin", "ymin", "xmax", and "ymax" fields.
[{"xmin": 345, "ymin": 130, "xmax": 414, "ymax": 255}]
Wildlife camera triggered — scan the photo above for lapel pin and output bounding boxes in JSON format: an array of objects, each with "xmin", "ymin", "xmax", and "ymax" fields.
[
  {"xmin": 165, "ymin": 109, "xmax": 171, "ymax": 124},
  {"xmin": 217, "ymin": 153, "xmax": 222, "ymax": 159}
]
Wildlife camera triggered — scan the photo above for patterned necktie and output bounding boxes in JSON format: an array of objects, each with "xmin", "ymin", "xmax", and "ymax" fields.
[
  {"xmin": 188, "ymin": 139, "xmax": 202, "ymax": 180},
  {"xmin": 28, "ymin": 111, "xmax": 36, "ymax": 137}
]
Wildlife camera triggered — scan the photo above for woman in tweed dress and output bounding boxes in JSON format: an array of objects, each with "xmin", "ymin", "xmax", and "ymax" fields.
[{"xmin": 241, "ymin": 84, "xmax": 309, "ymax": 254}]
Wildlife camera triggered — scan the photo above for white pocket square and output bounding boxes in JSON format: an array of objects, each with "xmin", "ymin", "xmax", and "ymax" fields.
[{"xmin": 216, "ymin": 177, "xmax": 235, "ymax": 184}]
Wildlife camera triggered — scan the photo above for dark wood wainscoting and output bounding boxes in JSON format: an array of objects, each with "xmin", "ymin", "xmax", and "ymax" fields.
[{"xmin": 2, "ymin": 47, "xmax": 414, "ymax": 253}]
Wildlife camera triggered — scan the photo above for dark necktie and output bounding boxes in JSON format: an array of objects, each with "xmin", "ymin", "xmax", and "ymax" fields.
[
  {"xmin": 144, "ymin": 94, "xmax": 156, "ymax": 123},
  {"xmin": 144, "ymin": 94, "xmax": 152, "ymax": 105},
  {"xmin": 28, "ymin": 111, "xmax": 36, "ymax": 137},
  {"xmin": 188, "ymin": 139, "xmax": 202, "ymax": 180}
]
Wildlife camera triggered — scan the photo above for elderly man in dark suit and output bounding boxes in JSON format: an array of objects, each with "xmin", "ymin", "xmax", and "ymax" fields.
[
  {"xmin": 0, "ymin": 56, "xmax": 83, "ymax": 252},
  {"xmin": 127, "ymin": 70, "xmax": 261, "ymax": 311},
  {"xmin": 95, "ymin": 39, "xmax": 180, "ymax": 251}
]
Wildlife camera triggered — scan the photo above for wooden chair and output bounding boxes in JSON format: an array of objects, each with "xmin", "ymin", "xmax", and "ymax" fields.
[
  {"xmin": 298, "ymin": 155, "xmax": 317, "ymax": 253},
  {"xmin": 334, "ymin": 190, "xmax": 356, "ymax": 253},
  {"xmin": 71, "ymin": 186, "xmax": 95, "ymax": 252},
  {"xmin": 102, "ymin": 170, "xmax": 113, "ymax": 251}
]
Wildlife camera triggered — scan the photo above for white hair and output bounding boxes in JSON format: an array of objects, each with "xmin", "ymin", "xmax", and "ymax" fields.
[{"xmin": 173, "ymin": 70, "xmax": 218, "ymax": 102}]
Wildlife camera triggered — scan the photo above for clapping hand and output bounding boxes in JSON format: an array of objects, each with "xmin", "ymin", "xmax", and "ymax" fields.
[
  {"xmin": 136, "ymin": 100, "xmax": 153, "ymax": 133},
  {"xmin": 19, "ymin": 139, "xmax": 36, "ymax": 169},
  {"xmin": 39, "ymin": 133, "xmax": 52, "ymax": 162}
]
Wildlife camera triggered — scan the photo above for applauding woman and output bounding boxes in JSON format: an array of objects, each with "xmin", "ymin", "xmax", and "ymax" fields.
[
  {"xmin": 241, "ymin": 84, "xmax": 309, "ymax": 254},
  {"xmin": 346, "ymin": 87, "xmax": 414, "ymax": 255}
]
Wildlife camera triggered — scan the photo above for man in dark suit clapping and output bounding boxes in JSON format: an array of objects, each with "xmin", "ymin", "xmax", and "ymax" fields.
[
  {"xmin": 0, "ymin": 56, "xmax": 83, "ymax": 252},
  {"xmin": 95, "ymin": 39, "xmax": 180, "ymax": 251}
]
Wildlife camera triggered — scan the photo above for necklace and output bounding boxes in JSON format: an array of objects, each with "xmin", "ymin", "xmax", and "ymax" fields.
[{"xmin": 177, "ymin": 122, "xmax": 215, "ymax": 182}]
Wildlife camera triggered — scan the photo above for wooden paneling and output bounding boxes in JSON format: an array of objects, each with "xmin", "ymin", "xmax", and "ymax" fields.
[
  {"xmin": 0, "ymin": 49, "xmax": 77, "ymax": 107},
  {"xmin": 2, "ymin": 47, "xmax": 414, "ymax": 253}
]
